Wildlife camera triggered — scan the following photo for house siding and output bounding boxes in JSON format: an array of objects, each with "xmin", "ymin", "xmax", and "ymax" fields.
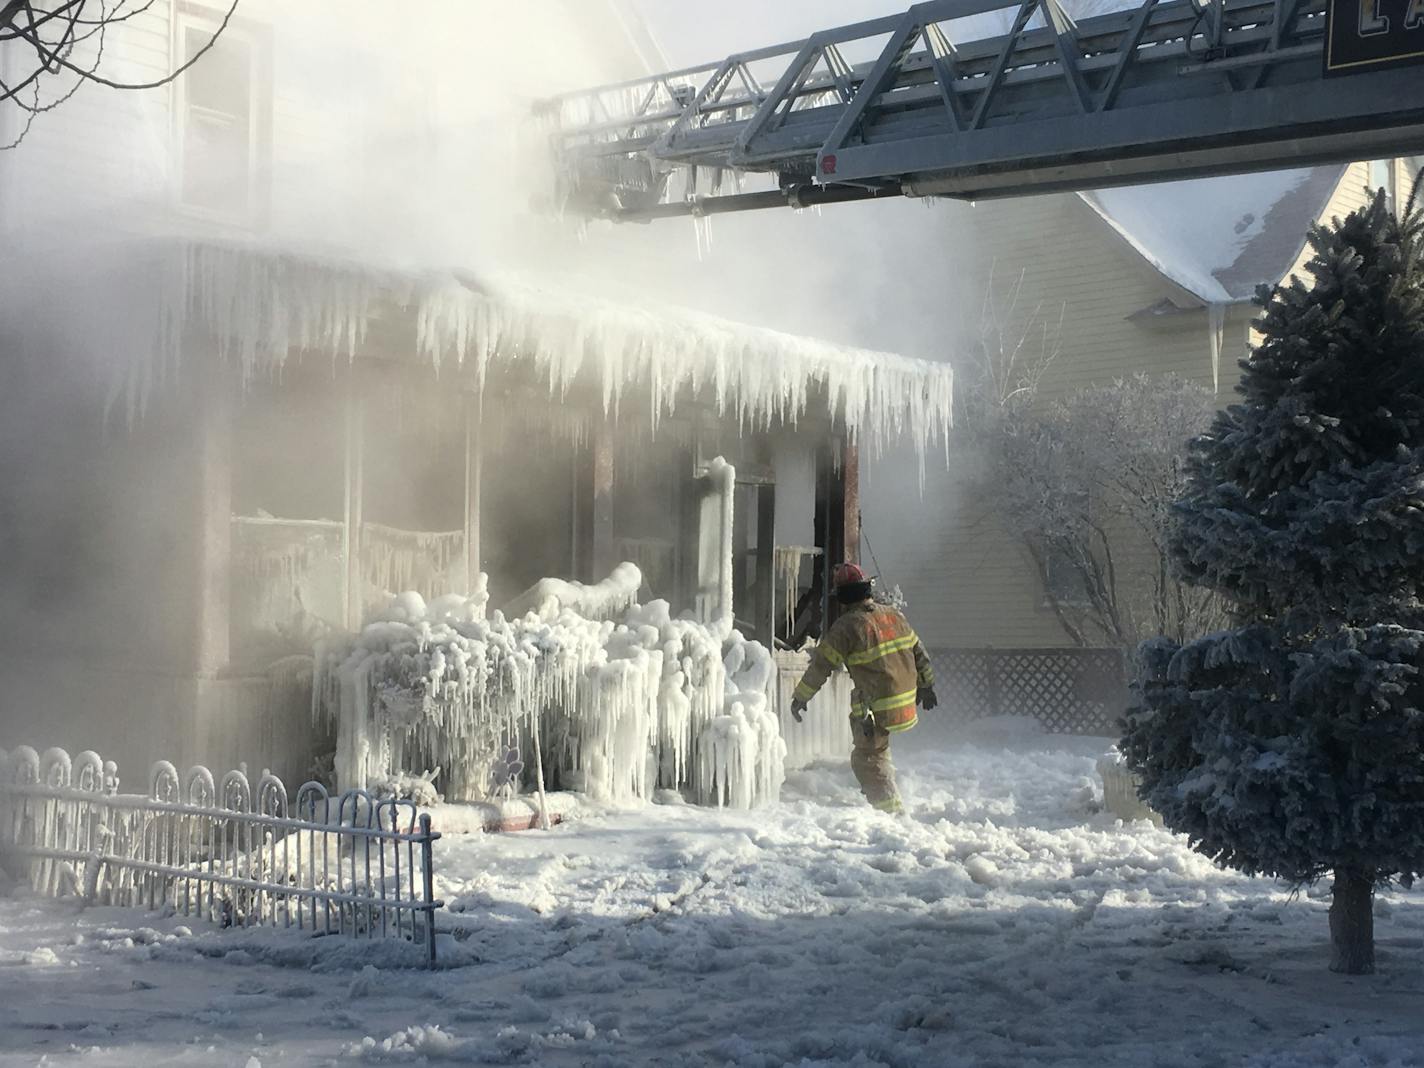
[
  {"xmin": 1, "ymin": 3, "xmax": 174, "ymax": 231},
  {"xmin": 876, "ymin": 160, "xmax": 1421, "ymax": 652},
  {"xmin": 0, "ymin": 1, "xmax": 660, "ymax": 782},
  {"xmin": 868, "ymin": 177, "xmax": 1316, "ymax": 650},
  {"xmin": 966, "ymin": 193, "xmax": 1223, "ymax": 399},
  {"xmin": 1, "ymin": 1, "xmax": 649, "ymax": 242},
  {"xmin": 1242, "ymin": 161, "xmax": 1398, "ymax": 362}
]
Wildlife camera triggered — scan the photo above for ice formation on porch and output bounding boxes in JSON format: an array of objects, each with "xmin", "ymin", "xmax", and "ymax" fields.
[
  {"xmin": 232, "ymin": 516, "xmax": 470, "ymax": 642},
  {"xmin": 498, "ymin": 561, "xmax": 643, "ymax": 622},
  {"xmin": 67, "ymin": 239, "xmax": 952, "ymax": 467},
  {"xmin": 315, "ymin": 566, "xmax": 786, "ymax": 811},
  {"xmin": 361, "ymin": 524, "xmax": 468, "ymax": 602},
  {"xmin": 774, "ymin": 545, "xmax": 820, "ymax": 633}
]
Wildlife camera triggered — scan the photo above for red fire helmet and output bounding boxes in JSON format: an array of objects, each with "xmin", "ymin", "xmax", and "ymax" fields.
[{"xmin": 831, "ymin": 562, "xmax": 868, "ymax": 590}]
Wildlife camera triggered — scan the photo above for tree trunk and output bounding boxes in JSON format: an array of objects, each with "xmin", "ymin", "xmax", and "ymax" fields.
[{"xmin": 1329, "ymin": 869, "xmax": 1375, "ymax": 974}]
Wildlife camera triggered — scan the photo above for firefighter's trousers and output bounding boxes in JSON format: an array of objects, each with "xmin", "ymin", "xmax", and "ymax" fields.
[{"xmin": 850, "ymin": 717, "xmax": 902, "ymax": 813}]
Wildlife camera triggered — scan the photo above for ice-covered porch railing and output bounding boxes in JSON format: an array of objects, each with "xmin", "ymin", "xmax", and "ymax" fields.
[
  {"xmin": 315, "ymin": 564, "xmax": 787, "ymax": 812},
  {"xmin": 50, "ymin": 237, "xmax": 951, "ymax": 467},
  {"xmin": 362, "ymin": 523, "xmax": 467, "ymax": 604},
  {"xmin": 231, "ymin": 515, "xmax": 470, "ymax": 649},
  {"xmin": 0, "ymin": 747, "xmax": 444, "ymax": 965}
]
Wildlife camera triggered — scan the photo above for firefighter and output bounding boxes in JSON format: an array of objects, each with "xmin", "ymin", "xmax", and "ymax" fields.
[{"xmin": 788, "ymin": 562, "xmax": 937, "ymax": 814}]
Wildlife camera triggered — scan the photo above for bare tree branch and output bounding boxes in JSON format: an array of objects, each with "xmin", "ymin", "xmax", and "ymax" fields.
[
  {"xmin": 964, "ymin": 272, "xmax": 1226, "ymax": 651},
  {"xmin": 1, "ymin": 0, "xmax": 240, "ymax": 150}
]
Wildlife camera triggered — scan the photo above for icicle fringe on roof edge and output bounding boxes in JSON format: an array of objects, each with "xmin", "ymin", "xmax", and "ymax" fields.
[
  {"xmin": 419, "ymin": 273, "xmax": 956, "ymax": 468},
  {"xmin": 120, "ymin": 240, "xmax": 953, "ymax": 467}
]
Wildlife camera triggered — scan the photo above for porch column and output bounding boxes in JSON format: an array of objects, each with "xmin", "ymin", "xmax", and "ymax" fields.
[
  {"xmin": 343, "ymin": 371, "xmax": 365, "ymax": 631},
  {"xmin": 575, "ymin": 416, "xmax": 616, "ymax": 581},
  {"xmin": 188, "ymin": 364, "xmax": 234, "ymax": 775},
  {"xmin": 841, "ymin": 440, "xmax": 861, "ymax": 566},
  {"xmin": 592, "ymin": 419, "xmax": 616, "ymax": 578},
  {"xmin": 336, "ymin": 369, "xmax": 368, "ymax": 792},
  {"xmin": 191, "ymin": 372, "xmax": 233, "ymax": 675},
  {"xmin": 463, "ymin": 394, "xmax": 482, "ymax": 591},
  {"xmin": 816, "ymin": 436, "xmax": 861, "ymax": 627}
]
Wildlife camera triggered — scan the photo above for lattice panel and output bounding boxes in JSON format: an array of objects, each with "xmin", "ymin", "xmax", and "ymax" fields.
[
  {"xmin": 931, "ymin": 651, "xmax": 996, "ymax": 721},
  {"xmin": 925, "ymin": 648, "xmax": 1126, "ymax": 736}
]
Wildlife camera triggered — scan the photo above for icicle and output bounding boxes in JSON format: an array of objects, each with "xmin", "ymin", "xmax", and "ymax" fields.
[
  {"xmin": 692, "ymin": 213, "xmax": 714, "ymax": 261},
  {"xmin": 412, "ymin": 271, "xmax": 955, "ymax": 470},
  {"xmin": 774, "ymin": 545, "xmax": 818, "ymax": 634},
  {"xmin": 361, "ymin": 524, "xmax": 465, "ymax": 601},
  {"xmin": 48, "ymin": 236, "xmax": 954, "ymax": 469},
  {"xmin": 1207, "ymin": 302, "xmax": 1226, "ymax": 395}
]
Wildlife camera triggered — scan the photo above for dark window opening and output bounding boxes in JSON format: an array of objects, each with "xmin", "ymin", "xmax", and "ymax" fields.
[
  {"xmin": 481, "ymin": 417, "xmax": 577, "ymax": 612},
  {"xmin": 613, "ymin": 437, "xmax": 685, "ymax": 606}
]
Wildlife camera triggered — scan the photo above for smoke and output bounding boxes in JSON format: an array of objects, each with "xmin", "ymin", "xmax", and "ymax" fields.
[{"xmin": 0, "ymin": 0, "xmax": 971, "ymax": 775}]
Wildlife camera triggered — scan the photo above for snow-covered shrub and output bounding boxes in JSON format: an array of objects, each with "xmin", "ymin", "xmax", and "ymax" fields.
[
  {"xmin": 992, "ymin": 373, "xmax": 1221, "ymax": 648},
  {"xmin": 371, "ymin": 770, "xmax": 442, "ymax": 808},
  {"xmin": 963, "ymin": 272, "xmax": 1221, "ymax": 649},
  {"xmin": 1122, "ymin": 187, "xmax": 1424, "ymax": 974},
  {"xmin": 316, "ymin": 567, "xmax": 785, "ymax": 809}
]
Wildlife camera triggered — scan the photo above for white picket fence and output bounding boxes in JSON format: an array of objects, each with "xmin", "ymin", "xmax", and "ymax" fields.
[{"xmin": 0, "ymin": 746, "xmax": 443, "ymax": 965}]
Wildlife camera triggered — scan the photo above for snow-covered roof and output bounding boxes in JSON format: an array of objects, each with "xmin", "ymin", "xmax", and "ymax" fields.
[
  {"xmin": 47, "ymin": 237, "xmax": 951, "ymax": 464},
  {"xmin": 1079, "ymin": 166, "xmax": 1347, "ymax": 304}
]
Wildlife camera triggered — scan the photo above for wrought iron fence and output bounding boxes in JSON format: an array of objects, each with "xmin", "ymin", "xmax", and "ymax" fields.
[
  {"xmin": 0, "ymin": 746, "xmax": 443, "ymax": 966},
  {"xmin": 925, "ymin": 648, "xmax": 1129, "ymax": 735}
]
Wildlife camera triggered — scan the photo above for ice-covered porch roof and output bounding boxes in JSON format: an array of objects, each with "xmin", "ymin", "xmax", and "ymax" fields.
[{"xmin": 123, "ymin": 237, "xmax": 953, "ymax": 463}]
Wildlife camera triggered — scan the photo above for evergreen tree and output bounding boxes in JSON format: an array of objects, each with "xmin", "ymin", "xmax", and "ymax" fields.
[{"xmin": 1122, "ymin": 184, "xmax": 1424, "ymax": 974}]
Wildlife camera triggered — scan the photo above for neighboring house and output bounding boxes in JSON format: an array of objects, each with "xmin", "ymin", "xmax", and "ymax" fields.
[
  {"xmin": 0, "ymin": 3, "xmax": 952, "ymax": 796},
  {"xmin": 866, "ymin": 157, "xmax": 1424, "ymax": 659}
]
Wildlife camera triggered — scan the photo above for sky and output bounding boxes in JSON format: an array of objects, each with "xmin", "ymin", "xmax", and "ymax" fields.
[
  {"xmin": 627, "ymin": 0, "xmax": 1143, "ymax": 69},
  {"xmin": 628, "ymin": 0, "xmax": 910, "ymax": 68}
]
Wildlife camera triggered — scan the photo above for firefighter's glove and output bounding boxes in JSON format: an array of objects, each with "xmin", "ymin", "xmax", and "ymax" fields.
[
  {"xmin": 790, "ymin": 697, "xmax": 808, "ymax": 723},
  {"xmin": 919, "ymin": 686, "xmax": 939, "ymax": 711}
]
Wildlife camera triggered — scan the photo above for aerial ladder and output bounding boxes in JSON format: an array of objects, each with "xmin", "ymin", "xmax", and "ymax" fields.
[{"xmin": 536, "ymin": 0, "xmax": 1424, "ymax": 220}]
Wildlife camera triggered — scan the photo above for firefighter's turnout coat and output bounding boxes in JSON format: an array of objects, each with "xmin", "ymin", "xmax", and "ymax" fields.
[{"xmin": 793, "ymin": 600, "xmax": 934, "ymax": 732}]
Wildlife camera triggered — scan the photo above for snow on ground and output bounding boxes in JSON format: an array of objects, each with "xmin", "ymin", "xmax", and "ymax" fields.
[{"xmin": 3, "ymin": 721, "xmax": 1423, "ymax": 1067}]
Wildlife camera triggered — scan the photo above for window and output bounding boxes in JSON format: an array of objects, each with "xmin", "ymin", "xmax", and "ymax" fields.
[
  {"xmin": 1042, "ymin": 543, "xmax": 1089, "ymax": 607},
  {"xmin": 174, "ymin": 4, "xmax": 271, "ymax": 223},
  {"xmin": 1367, "ymin": 160, "xmax": 1395, "ymax": 212}
]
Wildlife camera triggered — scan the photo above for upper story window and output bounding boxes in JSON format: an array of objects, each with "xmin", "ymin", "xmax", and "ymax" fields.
[{"xmin": 173, "ymin": 3, "xmax": 271, "ymax": 225}]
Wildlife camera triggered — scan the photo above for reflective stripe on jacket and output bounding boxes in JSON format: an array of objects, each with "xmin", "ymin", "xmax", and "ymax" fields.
[{"xmin": 793, "ymin": 600, "xmax": 934, "ymax": 733}]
